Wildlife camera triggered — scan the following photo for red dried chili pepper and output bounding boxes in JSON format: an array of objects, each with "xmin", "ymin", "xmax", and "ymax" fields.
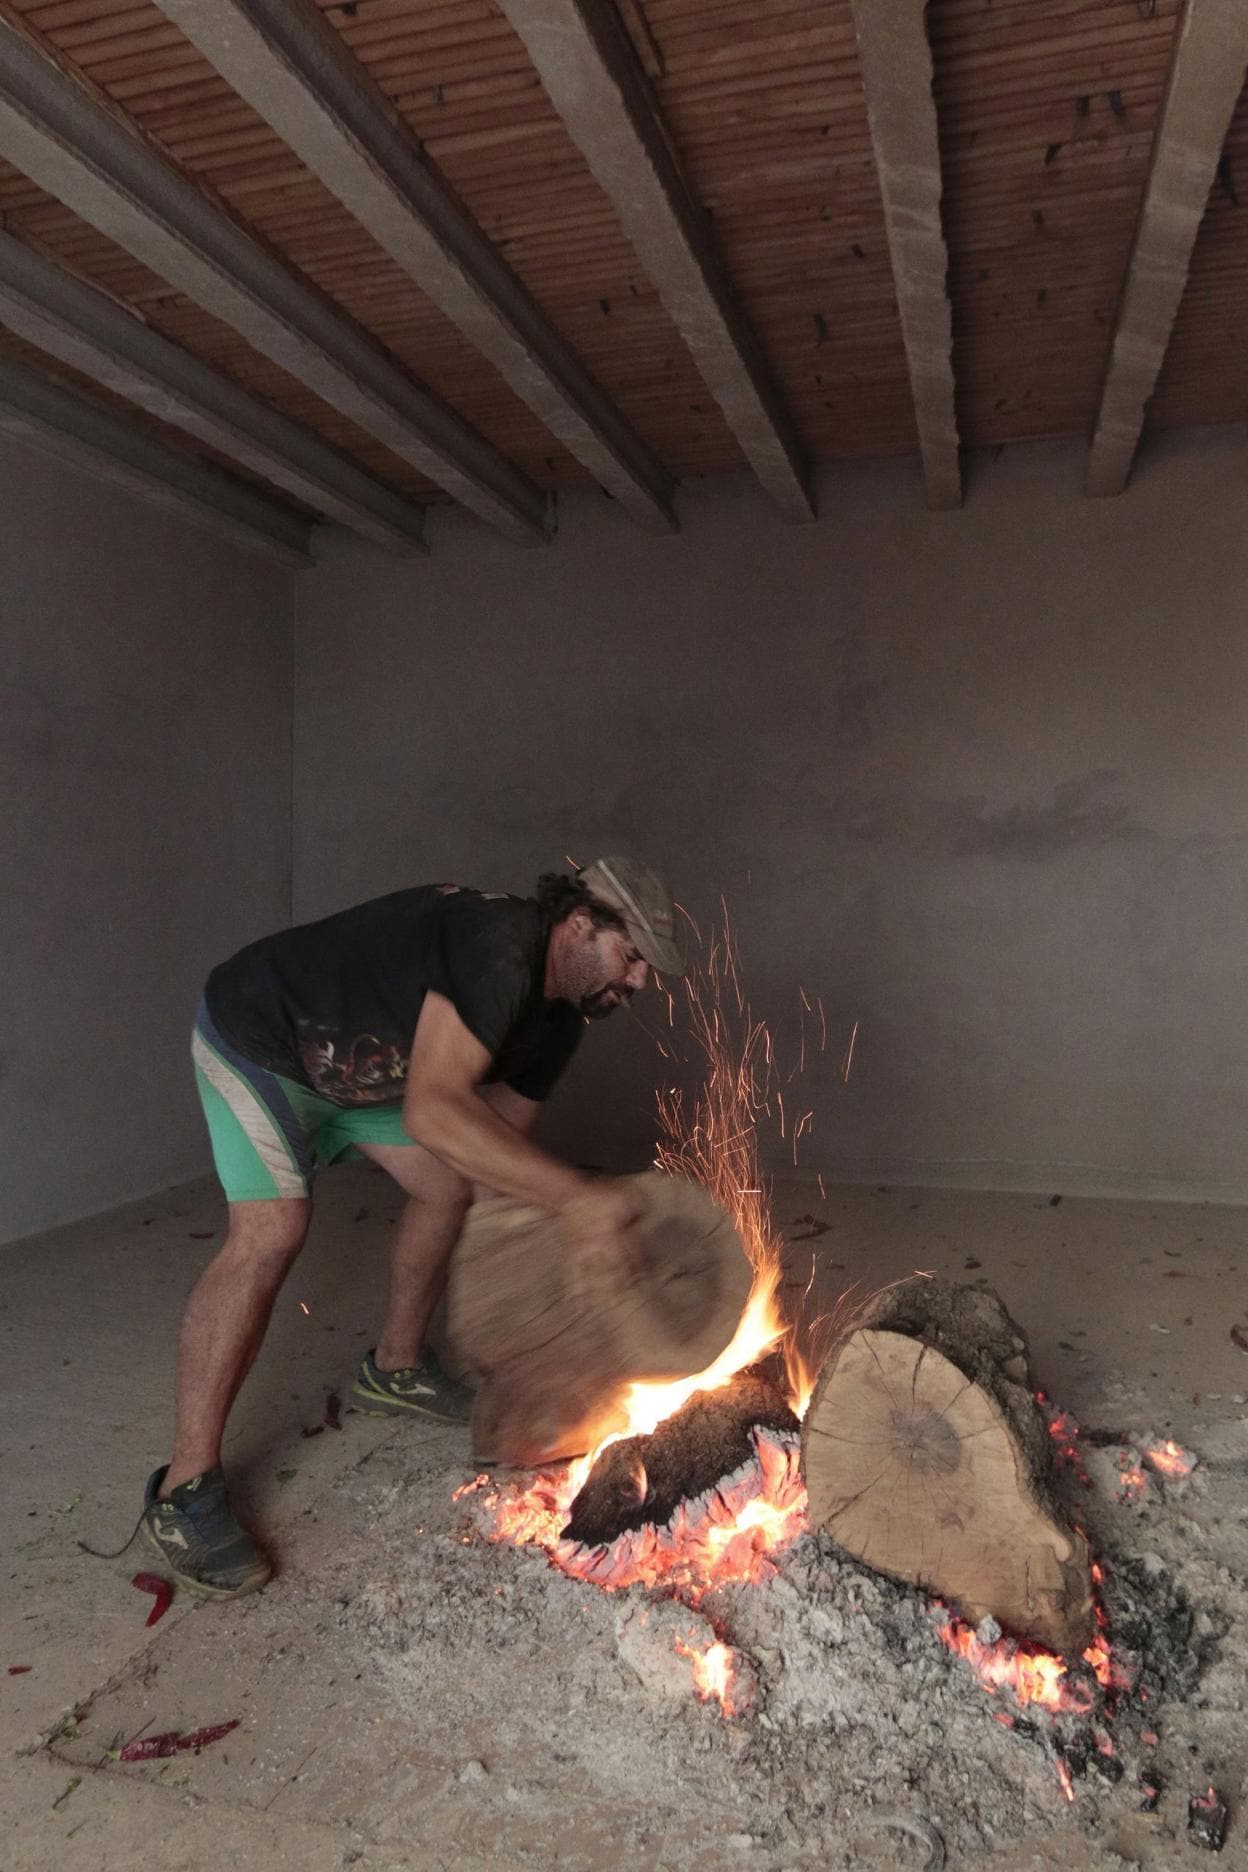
[
  {"xmin": 120, "ymin": 1731, "xmax": 184, "ymax": 1761},
  {"xmin": 7, "ymin": 1665, "xmax": 32, "ymax": 1675},
  {"xmin": 183, "ymin": 1720, "xmax": 240, "ymax": 1751},
  {"xmin": 119, "ymin": 1718, "xmax": 239, "ymax": 1762},
  {"xmin": 131, "ymin": 1572, "xmax": 174, "ymax": 1627}
]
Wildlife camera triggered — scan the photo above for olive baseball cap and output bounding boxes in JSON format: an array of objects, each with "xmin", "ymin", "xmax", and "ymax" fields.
[{"xmin": 577, "ymin": 856, "xmax": 686, "ymax": 976}]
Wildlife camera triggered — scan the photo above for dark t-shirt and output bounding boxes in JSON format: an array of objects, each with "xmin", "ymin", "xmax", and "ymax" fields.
[{"xmin": 203, "ymin": 884, "xmax": 582, "ymax": 1108}]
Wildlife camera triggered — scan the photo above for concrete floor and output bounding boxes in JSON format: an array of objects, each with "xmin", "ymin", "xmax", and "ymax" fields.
[{"xmin": 1, "ymin": 1165, "xmax": 1246, "ymax": 1869}]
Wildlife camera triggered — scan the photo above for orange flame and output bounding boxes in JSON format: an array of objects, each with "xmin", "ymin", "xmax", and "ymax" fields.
[
  {"xmin": 483, "ymin": 1430, "xmax": 807, "ymax": 1598},
  {"xmin": 675, "ymin": 1638, "xmax": 738, "ymax": 1714},
  {"xmin": 1146, "ymin": 1439, "xmax": 1194, "ymax": 1479},
  {"xmin": 936, "ymin": 1612, "xmax": 1128, "ymax": 1712},
  {"xmin": 480, "ymin": 919, "xmax": 822, "ymax": 1597}
]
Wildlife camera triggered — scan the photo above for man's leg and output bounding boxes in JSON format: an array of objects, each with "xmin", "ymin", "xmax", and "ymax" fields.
[
  {"xmin": 355, "ymin": 1141, "xmax": 469, "ymax": 1371},
  {"xmin": 161, "ymin": 1196, "xmax": 311, "ymax": 1493},
  {"xmin": 359, "ymin": 1084, "xmax": 538, "ymax": 1370}
]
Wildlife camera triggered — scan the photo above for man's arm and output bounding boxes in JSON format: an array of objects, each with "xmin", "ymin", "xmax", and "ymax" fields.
[
  {"xmin": 403, "ymin": 992, "xmax": 643, "ymax": 1292},
  {"xmin": 403, "ymin": 991, "xmax": 583, "ymax": 1207}
]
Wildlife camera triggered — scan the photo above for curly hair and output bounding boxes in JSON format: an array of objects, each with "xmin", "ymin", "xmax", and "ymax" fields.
[{"xmin": 535, "ymin": 871, "xmax": 628, "ymax": 933}]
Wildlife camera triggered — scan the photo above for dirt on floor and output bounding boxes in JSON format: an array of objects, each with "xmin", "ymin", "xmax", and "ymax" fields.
[{"xmin": 3, "ymin": 1170, "xmax": 1248, "ymax": 1870}]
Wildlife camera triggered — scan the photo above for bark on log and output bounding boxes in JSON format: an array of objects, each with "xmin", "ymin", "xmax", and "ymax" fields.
[
  {"xmin": 563, "ymin": 1370, "xmax": 798, "ymax": 1546},
  {"xmin": 443, "ymin": 1172, "xmax": 754, "ymax": 1467},
  {"xmin": 801, "ymin": 1277, "xmax": 1094, "ymax": 1654}
]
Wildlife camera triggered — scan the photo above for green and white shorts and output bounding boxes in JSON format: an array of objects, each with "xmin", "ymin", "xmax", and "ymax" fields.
[{"xmin": 192, "ymin": 1001, "xmax": 410, "ymax": 1201}]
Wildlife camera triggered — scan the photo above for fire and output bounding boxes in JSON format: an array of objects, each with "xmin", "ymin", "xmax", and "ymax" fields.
[
  {"xmin": 935, "ymin": 1612, "xmax": 1128, "ymax": 1713},
  {"xmin": 483, "ymin": 1428, "xmax": 808, "ymax": 1598},
  {"xmin": 675, "ymin": 1638, "xmax": 738, "ymax": 1714},
  {"xmin": 480, "ymin": 918, "xmax": 822, "ymax": 1589},
  {"xmin": 651, "ymin": 917, "xmax": 819, "ymax": 1420},
  {"xmin": 1145, "ymin": 1438, "xmax": 1195, "ymax": 1479}
]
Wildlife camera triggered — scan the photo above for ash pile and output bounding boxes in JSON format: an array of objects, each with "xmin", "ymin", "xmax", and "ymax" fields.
[{"xmin": 337, "ymin": 1379, "xmax": 1244, "ymax": 1872}]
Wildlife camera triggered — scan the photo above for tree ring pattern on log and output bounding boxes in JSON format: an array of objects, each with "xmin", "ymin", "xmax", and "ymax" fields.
[
  {"xmin": 890, "ymin": 1405, "xmax": 961, "ymax": 1475},
  {"xmin": 802, "ymin": 1317, "xmax": 1094, "ymax": 1654}
]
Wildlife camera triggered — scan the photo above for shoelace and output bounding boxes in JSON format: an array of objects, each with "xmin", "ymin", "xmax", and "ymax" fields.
[
  {"xmin": 79, "ymin": 1508, "xmax": 144, "ymax": 1560},
  {"xmin": 79, "ymin": 1477, "xmax": 230, "ymax": 1560}
]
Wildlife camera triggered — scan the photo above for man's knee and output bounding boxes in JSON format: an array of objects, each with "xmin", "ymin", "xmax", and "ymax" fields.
[{"xmin": 222, "ymin": 1197, "xmax": 310, "ymax": 1265}]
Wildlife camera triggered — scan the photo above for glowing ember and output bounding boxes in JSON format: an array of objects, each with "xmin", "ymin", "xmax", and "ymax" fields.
[
  {"xmin": 481, "ymin": 1428, "xmax": 807, "ymax": 1598},
  {"xmin": 935, "ymin": 1610, "xmax": 1130, "ymax": 1713},
  {"xmin": 675, "ymin": 1638, "xmax": 739, "ymax": 1714},
  {"xmin": 1054, "ymin": 1756, "xmax": 1076, "ymax": 1803},
  {"xmin": 1037, "ymin": 1391, "xmax": 1092, "ymax": 1489},
  {"xmin": 1145, "ymin": 1439, "xmax": 1195, "ymax": 1479},
  {"xmin": 1117, "ymin": 1463, "xmax": 1149, "ymax": 1504}
]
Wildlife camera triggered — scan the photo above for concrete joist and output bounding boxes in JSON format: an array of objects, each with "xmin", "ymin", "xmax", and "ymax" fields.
[
  {"xmin": 0, "ymin": 354, "xmax": 314, "ymax": 563},
  {"xmin": 152, "ymin": 0, "xmax": 676, "ymax": 532},
  {"xmin": 498, "ymin": 0, "xmax": 813, "ymax": 522},
  {"xmin": 1087, "ymin": 0, "xmax": 1248, "ymax": 498},
  {"xmin": 0, "ymin": 15, "xmax": 548, "ymax": 542},
  {"xmin": 0, "ymin": 233, "xmax": 426, "ymax": 553},
  {"xmin": 849, "ymin": 0, "xmax": 961, "ymax": 511}
]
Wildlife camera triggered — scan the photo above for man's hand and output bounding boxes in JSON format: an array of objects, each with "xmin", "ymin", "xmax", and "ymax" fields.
[{"xmin": 559, "ymin": 1178, "xmax": 646, "ymax": 1304}]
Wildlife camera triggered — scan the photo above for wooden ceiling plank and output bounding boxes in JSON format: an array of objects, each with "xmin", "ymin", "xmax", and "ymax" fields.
[
  {"xmin": 152, "ymin": 0, "xmax": 676, "ymax": 529},
  {"xmin": 0, "ymin": 348, "xmax": 313, "ymax": 561},
  {"xmin": 1087, "ymin": 0, "xmax": 1248, "ymax": 496},
  {"xmin": 0, "ymin": 227, "xmax": 428, "ymax": 547},
  {"xmin": 849, "ymin": 0, "xmax": 960, "ymax": 509},
  {"xmin": 498, "ymin": 0, "xmax": 813, "ymax": 519},
  {"xmin": 0, "ymin": 11, "xmax": 551, "ymax": 537}
]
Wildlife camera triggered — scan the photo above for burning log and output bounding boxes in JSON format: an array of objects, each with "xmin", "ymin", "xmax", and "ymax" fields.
[
  {"xmin": 563, "ymin": 1370, "xmax": 798, "ymax": 1547},
  {"xmin": 443, "ymin": 1172, "xmax": 754, "ymax": 1467},
  {"xmin": 801, "ymin": 1277, "xmax": 1095, "ymax": 1655}
]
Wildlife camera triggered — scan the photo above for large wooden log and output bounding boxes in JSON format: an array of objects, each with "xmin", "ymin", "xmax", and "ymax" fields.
[
  {"xmin": 801, "ymin": 1277, "xmax": 1094, "ymax": 1654},
  {"xmin": 443, "ymin": 1172, "xmax": 754, "ymax": 1467},
  {"xmin": 563, "ymin": 1370, "xmax": 798, "ymax": 1546}
]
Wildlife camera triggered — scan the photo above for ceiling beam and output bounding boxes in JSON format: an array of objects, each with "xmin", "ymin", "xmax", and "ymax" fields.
[
  {"xmin": 0, "ymin": 232, "xmax": 426, "ymax": 553},
  {"xmin": 497, "ymin": 0, "xmax": 813, "ymax": 521},
  {"xmin": 849, "ymin": 0, "xmax": 960, "ymax": 510},
  {"xmin": 1087, "ymin": 0, "xmax": 1248, "ymax": 497},
  {"xmin": 0, "ymin": 16, "xmax": 549, "ymax": 542},
  {"xmin": 152, "ymin": 0, "xmax": 676, "ymax": 533},
  {"xmin": 0, "ymin": 353, "xmax": 314, "ymax": 563}
]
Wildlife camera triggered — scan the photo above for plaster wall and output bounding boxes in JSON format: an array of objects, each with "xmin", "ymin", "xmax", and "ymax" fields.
[
  {"xmin": 1, "ymin": 435, "xmax": 294, "ymax": 1243},
  {"xmin": 293, "ymin": 428, "xmax": 1248, "ymax": 1204}
]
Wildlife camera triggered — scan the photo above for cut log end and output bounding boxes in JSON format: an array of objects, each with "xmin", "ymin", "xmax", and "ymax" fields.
[
  {"xmin": 445, "ymin": 1172, "xmax": 755, "ymax": 1467},
  {"xmin": 801, "ymin": 1294, "xmax": 1095, "ymax": 1655}
]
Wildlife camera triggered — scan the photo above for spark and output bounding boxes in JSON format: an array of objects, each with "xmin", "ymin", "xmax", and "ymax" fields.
[
  {"xmin": 298, "ymin": 1301, "xmax": 310, "ymax": 1315},
  {"xmin": 842, "ymin": 1019, "xmax": 859, "ymax": 1084}
]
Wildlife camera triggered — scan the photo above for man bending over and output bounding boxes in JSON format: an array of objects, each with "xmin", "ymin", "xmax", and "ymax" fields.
[{"xmin": 143, "ymin": 857, "xmax": 683, "ymax": 1599}]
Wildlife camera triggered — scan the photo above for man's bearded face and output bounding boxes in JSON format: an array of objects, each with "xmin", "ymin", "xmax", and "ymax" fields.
[{"xmin": 562, "ymin": 923, "xmax": 649, "ymax": 1018}]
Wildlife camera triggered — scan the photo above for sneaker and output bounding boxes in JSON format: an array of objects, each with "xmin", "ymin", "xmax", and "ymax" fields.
[
  {"xmin": 352, "ymin": 1348, "xmax": 473, "ymax": 1424},
  {"xmin": 142, "ymin": 1465, "xmax": 272, "ymax": 1599}
]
